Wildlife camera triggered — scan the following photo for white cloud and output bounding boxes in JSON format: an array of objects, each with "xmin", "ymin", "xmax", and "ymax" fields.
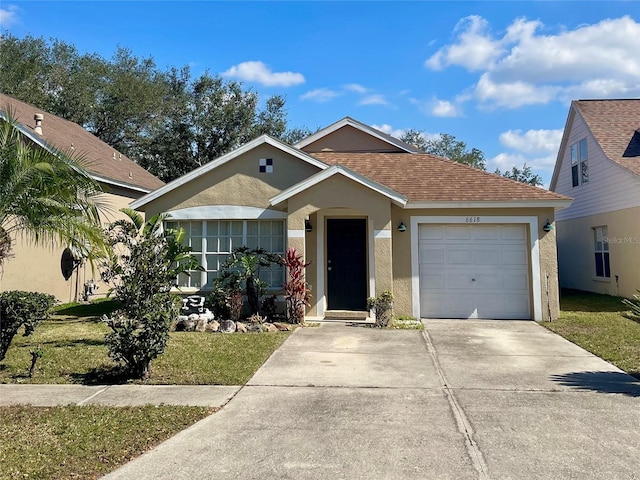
[
  {"xmin": 300, "ymin": 88, "xmax": 340, "ymax": 103},
  {"xmin": 222, "ymin": 61, "xmax": 304, "ymax": 87},
  {"xmin": 0, "ymin": 4, "xmax": 20, "ymax": 27},
  {"xmin": 499, "ymin": 128, "xmax": 563, "ymax": 154},
  {"xmin": 431, "ymin": 99, "xmax": 462, "ymax": 117},
  {"xmin": 372, "ymin": 124, "xmax": 406, "ymax": 139},
  {"xmin": 372, "ymin": 124, "xmax": 440, "ymax": 143},
  {"xmin": 489, "ymin": 151, "xmax": 557, "ymax": 174},
  {"xmin": 426, "ymin": 16, "xmax": 504, "ymax": 71},
  {"xmin": 427, "ymin": 15, "xmax": 640, "ymax": 108},
  {"xmin": 359, "ymin": 94, "xmax": 388, "ymax": 106},
  {"xmin": 344, "ymin": 83, "xmax": 368, "ymax": 94}
]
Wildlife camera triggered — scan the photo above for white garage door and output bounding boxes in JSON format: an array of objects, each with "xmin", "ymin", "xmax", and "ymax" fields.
[{"xmin": 419, "ymin": 224, "xmax": 530, "ymax": 319}]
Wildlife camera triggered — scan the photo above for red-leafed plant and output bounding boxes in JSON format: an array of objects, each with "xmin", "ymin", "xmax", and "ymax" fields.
[{"xmin": 281, "ymin": 247, "xmax": 311, "ymax": 324}]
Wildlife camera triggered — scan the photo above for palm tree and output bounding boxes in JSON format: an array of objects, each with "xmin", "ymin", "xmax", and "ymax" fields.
[{"xmin": 0, "ymin": 110, "xmax": 106, "ymax": 274}]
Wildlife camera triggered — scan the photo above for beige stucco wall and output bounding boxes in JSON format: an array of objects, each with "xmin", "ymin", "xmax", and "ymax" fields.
[
  {"xmin": 389, "ymin": 206, "xmax": 561, "ymax": 320},
  {"xmin": 556, "ymin": 206, "xmax": 640, "ymax": 298},
  {"xmin": 284, "ymin": 174, "xmax": 394, "ymax": 316},
  {"xmin": 141, "ymin": 144, "xmax": 321, "ymax": 217},
  {"xmin": 1, "ymin": 190, "xmax": 139, "ymax": 302},
  {"xmin": 302, "ymin": 126, "xmax": 404, "ymax": 153}
]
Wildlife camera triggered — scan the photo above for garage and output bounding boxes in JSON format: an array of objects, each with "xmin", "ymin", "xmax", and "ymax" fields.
[{"xmin": 418, "ymin": 224, "xmax": 531, "ymax": 319}]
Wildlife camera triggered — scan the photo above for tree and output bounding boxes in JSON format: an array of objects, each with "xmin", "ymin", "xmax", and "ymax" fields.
[
  {"xmin": 100, "ymin": 209, "xmax": 200, "ymax": 379},
  {"xmin": 0, "ymin": 112, "xmax": 106, "ymax": 271},
  {"xmin": 404, "ymin": 132, "xmax": 487, "ymax": 170},
  {"xmin": 0, "ymin": 34, "xmax": 311, "ymax": 183},
  {"xmin": 495, "ymin": 163, "xmax": 543, "ymax": 187}
]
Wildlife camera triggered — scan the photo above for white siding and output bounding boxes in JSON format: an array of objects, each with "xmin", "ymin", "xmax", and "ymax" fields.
[{"xmin": 554, "ymin": 113, "xmax": 640, "ymax": 221}]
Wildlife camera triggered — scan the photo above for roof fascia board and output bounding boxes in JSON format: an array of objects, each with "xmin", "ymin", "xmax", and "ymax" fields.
[
  {"xmin": 131, "ymin": 135, "xmax": 328, "ymax": 210},
  {"xmin": 270, "ymin": 164, "xmax": 408, "ymax": 207},
  {"xmin": 405, "ymin": 199, "xmax": 574, "ymax": 210},
  {"xmin": 549, "ymin": 106, "xmax": 576, "ymax": 191},
  {"xmin": 294, "ymin": 117, "xmax": 417, "ymax": 153},
  {"xmin": 91, "ymin": 174, "xmax": 152, "ymax": 194}
]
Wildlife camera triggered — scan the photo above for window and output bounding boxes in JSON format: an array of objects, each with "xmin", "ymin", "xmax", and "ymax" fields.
[
  {"xmin": 166, "ymin": 220, "xmax": 286, "ymax": 289},
  {"xmin": 593, "ymin": 226, "xmax": 610, "ymax": 278},
  {"xmin": 570, "ymin": 138, "xmax": 588, "ymax": 187}
]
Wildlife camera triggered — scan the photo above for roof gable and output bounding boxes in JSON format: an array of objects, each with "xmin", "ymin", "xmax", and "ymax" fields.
[
  {"xmin": 131, "ymin": 135, "xmax": 328, "ymax": 209},
  {"xmin": 0, "ymin": 93, "xmax": 163, "ymax": 192},
  {"xmin": 295, "ymin": 117, "xmax": 421, "ymax": 153},
  {"xmin": 574, "ymin": 99, "xmax": 640, "ymax": 176},
  {"xmin": 270, "ymin": 164, "xmax": 408, "ymax": 207}
]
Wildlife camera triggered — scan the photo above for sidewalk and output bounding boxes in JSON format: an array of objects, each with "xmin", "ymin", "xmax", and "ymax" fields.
[{"xmin": 0, "ymin": 384, "xmax": 240, "ymax": 407}]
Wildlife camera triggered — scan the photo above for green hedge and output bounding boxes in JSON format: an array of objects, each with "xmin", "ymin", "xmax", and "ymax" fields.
[{"xmin": 0, "ymin": 290, "xmax": 56, "ymax": 361}]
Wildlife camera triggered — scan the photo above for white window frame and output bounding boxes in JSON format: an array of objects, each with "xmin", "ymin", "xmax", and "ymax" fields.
[
  {"xmin": 593, "ymin": 226, "xmax": 610, "ymax": 279},
  {"xmin": 570, "ymin": 138, "xmax": 588, "ymax": 187},
  {"xmin": 166, "ymin": 219, "xmax": 286, "ymax": 291}
]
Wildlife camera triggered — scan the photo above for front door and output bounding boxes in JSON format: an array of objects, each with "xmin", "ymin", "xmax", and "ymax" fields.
[{"xmin": 326, "ymin": 218, "xmax": 367, "ymax": 310}]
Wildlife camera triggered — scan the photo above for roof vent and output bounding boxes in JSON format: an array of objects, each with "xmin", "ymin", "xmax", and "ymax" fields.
[{"xmin": 34, "ymin": 114, "xmax": 44, "ymax": 136}]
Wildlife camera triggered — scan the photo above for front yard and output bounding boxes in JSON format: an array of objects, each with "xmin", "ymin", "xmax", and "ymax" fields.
[
  {"xmin": 543, "ymin": 288, "xmax": 640, "ymax": 377},
  {"xmin": 0, "ymin": 311, "xmax": 291, "ymax": 479}
]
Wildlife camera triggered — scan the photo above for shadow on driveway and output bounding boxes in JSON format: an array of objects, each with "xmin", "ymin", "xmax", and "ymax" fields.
[{"xmin": 550, "ymin": 371, "xmax": 640, "ymax": 397}]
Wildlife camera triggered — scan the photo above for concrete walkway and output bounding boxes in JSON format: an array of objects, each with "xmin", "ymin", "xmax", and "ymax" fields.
[
  {"xmin": 0, "ymin": 384, "xmax": 240, "ymax": 407},
  {"xmin": 99, "ymin": 320, "xmax": 640, "ymax": 480}
]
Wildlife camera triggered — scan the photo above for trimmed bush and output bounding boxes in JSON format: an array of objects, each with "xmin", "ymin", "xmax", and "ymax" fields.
[{"xmin": 0, "ymin": 290, "xmax": 55, "ymax": 361}]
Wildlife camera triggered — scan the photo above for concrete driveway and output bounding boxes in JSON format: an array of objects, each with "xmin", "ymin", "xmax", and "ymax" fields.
[{"xmin": 103, "ymin": 320, "xmax": 640, "ymax": 480}]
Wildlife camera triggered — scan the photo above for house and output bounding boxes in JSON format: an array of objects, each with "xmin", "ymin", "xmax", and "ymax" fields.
[
  {"xmin": 0, "ymin": 93, "xmax": 164, "ymax": 302},
  {"xmin": 130, "ymin": 117, "xmax": 571, "ymax": 321},
  {"xmin": 550, "ymin": 99, "xmax": 640, "ymax": 299}
]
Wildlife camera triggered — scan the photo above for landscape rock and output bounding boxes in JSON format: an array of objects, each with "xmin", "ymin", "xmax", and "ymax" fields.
[
  {"xmin": 263, "ymin": 323, "xmax": 279, "ymax": 333},
  {"xmin": 273, "ymin": 322, "xmax": 292, "ymax": 331},
  {"xmin": 247, "ymin": 324, "xmax": 262, "ymax": 332},
  {"xmin": 220, "ymin": 320, "xmax": 236, "ymax": 333},
  {"xmin": 236, "ymin": 321, "xmax": 247, "ymax": 333},
  {"xmin": 199, "ymin": 310, "xmax": 214, "ymax": 322},
  {"xmin": 206, "ymin": 320, "xmax": 220, "ymax": 332},
  {"xmin": 195, "ymin": 318, "xmax": 207, "ymax": 332}
]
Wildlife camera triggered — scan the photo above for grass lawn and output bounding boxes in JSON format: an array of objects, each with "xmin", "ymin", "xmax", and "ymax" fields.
[
  {"xmin": 542, "ymin": 289, "xmax": 640, "ymax": 377},
  {"xmin": 0, "ymin": 405, "xmax": 214, "ymax": 480},
  {"xmin": 0, "ymin": 307, "xmax": 291, "ymax": 479},
  {"xmin": 0, "ymin": 317, "xmax": 290, "ymax": 385}
]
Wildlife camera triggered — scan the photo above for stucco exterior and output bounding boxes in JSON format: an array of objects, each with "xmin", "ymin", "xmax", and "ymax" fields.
[
  {"xmin": 131, "ymin": 118, "xmax": 569, "ymax": 321},
  {"xmin": 1, "ymin": 191, "xmax": 141, "ymax": 302}
]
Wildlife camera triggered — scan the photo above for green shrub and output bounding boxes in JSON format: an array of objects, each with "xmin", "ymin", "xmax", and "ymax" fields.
[
  {"xmin": 101, "ymin": 209, "xmax": 200, "ymax": 379},
  {"xmin": 367, "ymin": 290, "xmax": 394, "ymax": 328},
  {"xmin": 0, "ymin": 290, "xmax": 56, "ymax": 361}
]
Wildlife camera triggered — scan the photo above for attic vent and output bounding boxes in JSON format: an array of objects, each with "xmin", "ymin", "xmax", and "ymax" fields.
[
  {"xmin": 128, "ymin": 172, "xmax": 132, "ymax": 179},
  {"xmin": 112, "ymin": 152, "xmax": 116, "ymax": 160},
  {"xmin": 259, "ymin": 158, "xmax": 273, "ymax": 173}
]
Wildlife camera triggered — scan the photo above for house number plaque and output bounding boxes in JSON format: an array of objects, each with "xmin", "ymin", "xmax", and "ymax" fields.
[{"xmin": 465, "ymin": 216, "xmax": 481, "ymax": 223}]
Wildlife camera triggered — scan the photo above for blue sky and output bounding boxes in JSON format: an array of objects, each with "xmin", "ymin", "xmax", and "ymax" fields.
[{"xmin": 2, "ymin": 1, "xmax": 639, "ymax": 186}]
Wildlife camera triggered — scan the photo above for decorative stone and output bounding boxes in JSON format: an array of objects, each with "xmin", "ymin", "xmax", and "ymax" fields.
[
  {"xmin": 206, "ymin": 320, "xmax": 220, "ymax": 332},
  {"xmin": 273, "ymin": 322, "xmax": 292, "ymax": 331},
  {"xmin": 264, "ymin": 323, "xmax": 279, "ymax": 333},
  {"xmin": 195, "ymin": 318, "xmax": 207, "ymax": 332},
  {"xmin": 182, "ymin": 319, "xmax": 196, "ymax": 331},
  {"xmin": 188, "ymin": 313, "xmax": 199, "ymax": 322},
  {"xmin": 247, "ymin": 324, "xmax": 262, "ymax": 332},
  {"xmin": 236, "ymin": 321, "xmax": 247, "ymax": 333},
  {"xmin": 220, "ymin": 320, "xmax": 236, "ymax": 333}
]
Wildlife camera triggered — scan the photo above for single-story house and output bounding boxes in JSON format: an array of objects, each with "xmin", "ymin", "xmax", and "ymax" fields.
[
  {"xmin": 131, "ymin": 117, "xmax": 572, "ymax": 320},
  {"xmin": 0, "ymin": 93, "xmax": 164, "ymax": 302},
  {"xmin": 550, "ymin": 99, "xmax": 640, "ymax": 299}
]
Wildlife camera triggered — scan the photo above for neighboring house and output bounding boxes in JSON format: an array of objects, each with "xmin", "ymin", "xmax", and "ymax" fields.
[
  {"xmin": 132, "ymin": 117, "xmax": 571, "ymax": 321},
  {"xmin": 550, "ymin": 99, "xmax": 640, "ymax": 299},
  {"xmin": 0, "ymin": 93, "xmax": 164, "ymax": 302}
]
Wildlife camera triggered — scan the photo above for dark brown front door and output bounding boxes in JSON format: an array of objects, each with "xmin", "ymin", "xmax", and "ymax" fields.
[{"xmin": 326, "ymin": 218, "xmax": 367, "ymax": 310}]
